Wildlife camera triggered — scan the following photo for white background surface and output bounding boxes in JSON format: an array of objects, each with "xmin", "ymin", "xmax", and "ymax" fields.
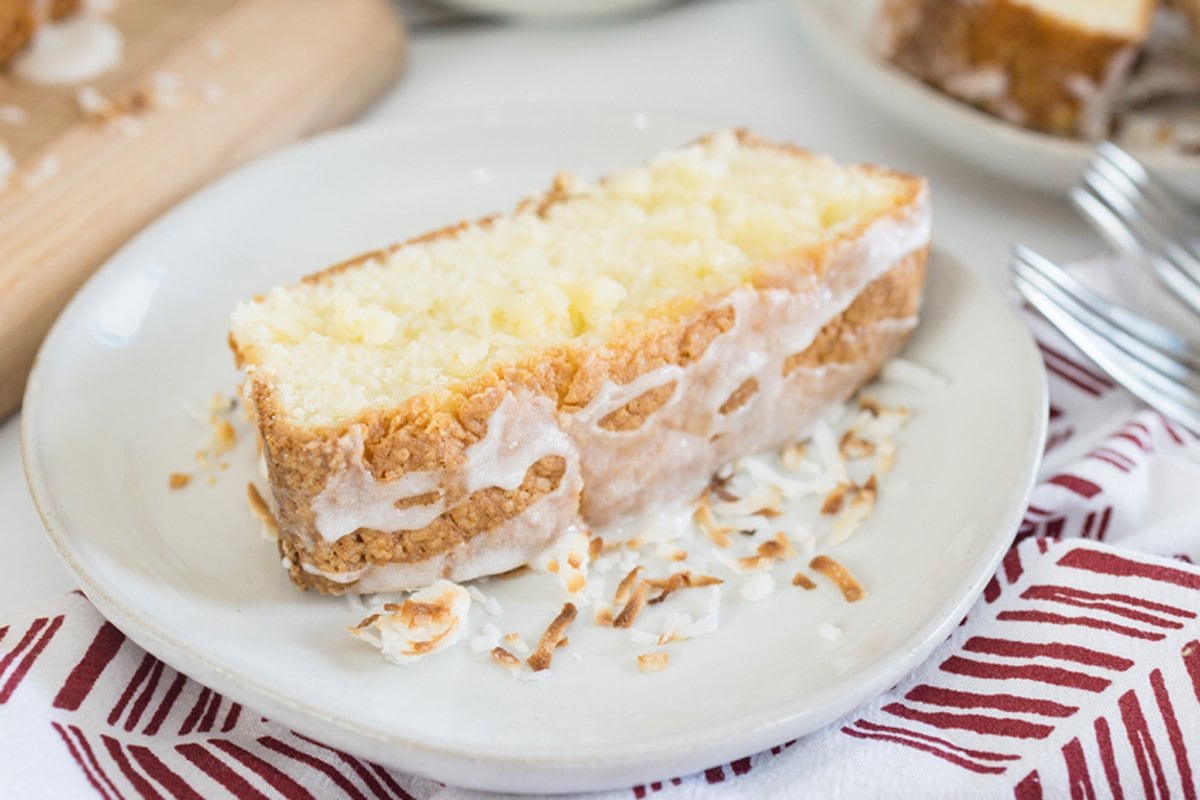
[{"xmin": 1, "ymin": 0, "xmax": 1097, "ymax": 624}]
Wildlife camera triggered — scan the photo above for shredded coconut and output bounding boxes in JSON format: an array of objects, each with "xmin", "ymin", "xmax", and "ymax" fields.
[{"xmin": 350, "ymin": 580, "xmax": 470, "ymax": 664}]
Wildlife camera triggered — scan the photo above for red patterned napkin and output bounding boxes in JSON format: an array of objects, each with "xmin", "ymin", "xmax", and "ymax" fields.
[{"xmin": 3, "ymin": 266, "xmax": 1199, "ymax": 799}]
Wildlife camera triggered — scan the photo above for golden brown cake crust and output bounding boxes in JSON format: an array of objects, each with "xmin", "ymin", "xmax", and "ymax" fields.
[
  {"xmin": 880, "ymin": 0, "xmax": 1152, "ymax": 137},
  {"xmin": 231, "ymin": 132, "xmax": 930, "ymax": 594}
]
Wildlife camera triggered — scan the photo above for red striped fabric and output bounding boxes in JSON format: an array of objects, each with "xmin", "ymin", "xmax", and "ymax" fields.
[{"xmin": 2, "ymin": 308, "xmax": 1199, "ymax": 800}]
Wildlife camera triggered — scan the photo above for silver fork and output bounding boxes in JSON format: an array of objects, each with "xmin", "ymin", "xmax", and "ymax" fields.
[
  {"xmin": 1070, "ymin": 142, "xmax": 1200, "ymax": 316},
  {"xmin": 1010, "ymin": 244, "xmax": 1200, "ymax": 433}
]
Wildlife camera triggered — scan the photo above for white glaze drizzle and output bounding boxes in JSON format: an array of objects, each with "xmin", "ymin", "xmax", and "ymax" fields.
[
  {"xmin": 313, "ymin": 431, "xmax": 446, "ymax": 541},
  {"xmin": 313, "ymin": 392, "xmax": 577, "ymax": 542},
  {"xmin": 462, "ymin": 392, "xmax": 576, "ymax": 493}
]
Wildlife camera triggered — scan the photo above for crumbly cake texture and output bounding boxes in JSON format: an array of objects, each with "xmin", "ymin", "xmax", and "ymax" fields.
[
  {"xmin": 876, "ymin": 0, "xmax": 1155, "ymax": 139},
  {"xmin": 230, "ymin": 130, "xmax": 931, "ymax": 595},
  {"xmin": 0, "ymin": 0, "xmax": 78, "ymax": 65}
]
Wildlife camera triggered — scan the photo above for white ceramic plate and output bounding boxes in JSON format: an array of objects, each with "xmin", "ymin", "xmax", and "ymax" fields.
[
  {"xmin": 791, "ymin": 0, "xmax": 1200, "ymax": 201},
  {"xmin": 23, "ymin": 109, "xmax": 1046, "ymax": 794}
]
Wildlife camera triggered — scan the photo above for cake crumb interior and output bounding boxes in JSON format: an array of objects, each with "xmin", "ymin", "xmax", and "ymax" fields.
[{"xmin": 230, "ymin": 131, "xmax": 910, "ymax": 427}]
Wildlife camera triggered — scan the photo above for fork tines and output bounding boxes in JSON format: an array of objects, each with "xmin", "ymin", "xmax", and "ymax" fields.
[
  {"xmin": 1010, "ymin": 245, "xmax": 1200, "ymax": 434},
  {"xmin": 1070, "ymin": 142, "xmax": 1200, "ymax": 316}
]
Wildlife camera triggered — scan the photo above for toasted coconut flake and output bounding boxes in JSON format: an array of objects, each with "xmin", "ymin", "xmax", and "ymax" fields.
[
  {"xmin": 168, "ymin": 472, "xmax": 192, "ymax": 489},
  {"xmin": 711, "ymin": 484, "xmax": 740, "ymax": 503},
  {"xmin": 350, "ymin": 580, "xmax": 470, "ymax": 664},
  {"xmin": 859, "ymin": 474, "xmax": 878, "ymax": 503},
  {"xmin": 757, "ymin": 533, "xmax": 795, "ymax": 561},
  {"xmin": 711, "ymin": 483, "xmax": 783, "ymax": 518},
  {"xmin": 858, "ymin": 395, "xmax": 883, "ymax": 416},
  {"xmin": 613, "ymin": 582, "xmax": 648, "ymax": 628},
  {"xmin": 810, "ymin": 555, "xmax": 866, "ymax": 602},
  {"xmin": 536, "ymin": 529, "xmax": 590, "ymax": 594},
  {"xmin": 877, "ymin": 439, "xmax": 898, "ymax": 473},
  {"xmin": 830, "ymin": 476, "xmax": 878, "ymax": 545},
  {"xmin": 556, "ymin": 637, "xmax": 570, "ymax": 649},
  {"xmin": 694, "ymin": 501, "xmax": 733, "ymax": 548},
  {"xmin": 211, "ymin": 417, "xmax": 236, "ymax": 454},
  {"xmin": 736, "ymin": 554, "xmax": 774, "ymax": 573},
  {"xmin": 351, "ymin": 613, "xmax": 380, "ymax": 631},
  {"xmin": 646, "ymin": 572, "xmax": 692, "ymax": 605},
  {"xmin": 527, "ymin": 603, "xmax": 578, "ymax": 672},
  {"xmin": 864, "ymin": 407, "xmax": 910, "ymax": 439},
  {"xmin": 637, "ymin": 652, "xmax": 670, "ymax": 673},
  {"xmin": 821, "ymin": 482, "xmax": 852, "ymax": 515},
  {"xmin": 839, "ymin": 430, "xmax": 876, "ymax": 459},
  {"xmin": 655, "ymin": 543, "xmax": 688, "ymax": 562},
  {"xmin": 588, "ymin": 535, "xmax": 603, "ymax": 561},
  {"xmin": 593, "ymin": 603, "xmax": 614, "ymax": 627},
  {"xmin": 491, "ymin": 647, "xmax": 522, "ymax": 672},
  {"xmin": 657, "ymin": 628, "xmax": 687, "ymax": 645},
  {"xmin": 503, "ymin": 632, "xmax": 530, "ymax": 653},
  {"xmin": 245, "ymin": 483, "xmax": 279, "ymax": 540},
  {"xmin": 614, "ymin": 566, "xmax": 643, "ymax": 604},
  {"xmin": 781, "ymin": 442, "xmax": 808, "ymax": 471},
  {"xmin": 792, "ymin": 572, "xmax": 817, "ymax": 590},
  {"xmin": 707, "ymin": 471, "xmax": 739, "ymax": 502}
]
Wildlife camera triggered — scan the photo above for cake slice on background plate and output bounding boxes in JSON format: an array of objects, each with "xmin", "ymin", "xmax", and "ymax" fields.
[
  {"xmin": 875, "ymin": 0, "xmax": 1156, "ymax": 139},
  {"xmin": 229, "ymin": 130, "xmax": 931, "ymax": 595}
]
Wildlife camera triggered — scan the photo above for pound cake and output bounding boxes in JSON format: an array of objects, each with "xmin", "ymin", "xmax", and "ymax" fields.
[
  {"xmin": 876, "ymin": 0, "xmax": 1155, "ymax": 139},
  {"xmin": 229, "ymin": 130, "xmax": 931, "ymax": 595}
]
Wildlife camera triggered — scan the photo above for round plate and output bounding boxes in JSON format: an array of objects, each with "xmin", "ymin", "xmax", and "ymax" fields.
[
  {"xmin": 791, "ymin": 0, "xmax": 1200, "ymax": 201},
  {"xmin": 22, "ymin": 109, "xmax": 1047, "ymax": 794}
]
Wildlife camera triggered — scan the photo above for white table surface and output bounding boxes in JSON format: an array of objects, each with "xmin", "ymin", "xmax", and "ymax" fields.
[{"xmin": 1, "ymin": 0, "xmax": 1098, "ymax": 621}]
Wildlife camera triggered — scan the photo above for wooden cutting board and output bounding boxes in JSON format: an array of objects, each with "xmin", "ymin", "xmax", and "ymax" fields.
[{"xmin": 0, "ymin": 0, "xmax": 406, "ymax": 417}]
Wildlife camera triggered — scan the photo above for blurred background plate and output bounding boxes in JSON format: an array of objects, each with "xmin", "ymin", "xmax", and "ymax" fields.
[{"xmin": 791, "ymin": 0, "xmax": 1200, "ymax": 202}]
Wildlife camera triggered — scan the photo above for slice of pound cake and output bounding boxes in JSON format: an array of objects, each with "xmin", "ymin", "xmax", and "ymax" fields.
[
  {"xmin": 229, "ymin": 130, "xmax": 931, "ymax": 594},
  {"xmin": 876, "ymin": 0, "xmax": 1155, "ymax": 139}
]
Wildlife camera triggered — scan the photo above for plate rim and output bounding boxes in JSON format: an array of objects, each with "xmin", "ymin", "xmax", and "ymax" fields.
[{"xmin": 20, "ymin": 110, "xmax": 1049, "ymax": 792}]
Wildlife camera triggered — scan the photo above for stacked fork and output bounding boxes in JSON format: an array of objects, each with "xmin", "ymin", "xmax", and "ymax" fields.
[{"xmin": 1012, "ymin": 143, "xmax": 1200, "ymax": 434}]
